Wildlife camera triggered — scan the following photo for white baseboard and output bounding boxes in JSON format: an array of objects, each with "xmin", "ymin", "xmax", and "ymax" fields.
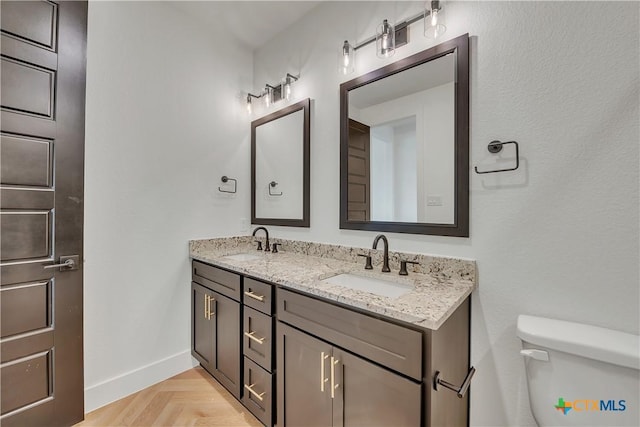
[{"xmin": 84, "ymin": 350, "xmax": 199, "ymax": 413}]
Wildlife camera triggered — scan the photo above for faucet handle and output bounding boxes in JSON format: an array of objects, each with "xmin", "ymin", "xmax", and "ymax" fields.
[
  {"xmin": 399, "ymin": 260, "xmax": 419, "ymax": 276},
  {"xmin": 357, "ymin": 254, "xmax": 373, "ymax": 270},
  {"xmin": 272, "ymin": 243, "xmax": 281, "ymax": 253},
  {"xmin": 254, "ymin": 240, "xmax": 263, "ymax": 251}
]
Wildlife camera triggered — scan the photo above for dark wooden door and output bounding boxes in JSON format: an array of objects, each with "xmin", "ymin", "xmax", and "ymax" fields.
[
  {"xmin": 332, "ymin": 348, "xmax": 421, "ymax": 427},
  {"xmin": 0, "ymin": 1, "xmax": 87, "ymax": 426},
  {"xmin": 211, "ymin": 291, "xmax": 241, "ymax": 399},
  {"xmin": 347, "ymin": 119, "xmax": 370, "ymax": 221},
  {"xmin": 192, "ymin": 282, "xmax": 215, "ymax": 373},
  {"xmin": 277, "ymin": 322, "xmax": 333, "ymax": 427}
]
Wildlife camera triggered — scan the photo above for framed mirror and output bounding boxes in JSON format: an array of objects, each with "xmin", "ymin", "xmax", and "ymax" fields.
[
  {"xmin": 252, "ymin": 98, "xmax": 310, "ymax": 227},
  {"xmin": 340, "ymin": 34, "xmax": 469, "ymax": 237}
]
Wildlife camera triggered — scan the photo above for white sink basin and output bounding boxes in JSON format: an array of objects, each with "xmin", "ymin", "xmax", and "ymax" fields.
[
  {"xmin": 223, "ymin": 253, "xmax": 262, "ymax": 262},
  {"xmin": 323, "ymin": 273, "xmax": 412, "ymax": 299}
]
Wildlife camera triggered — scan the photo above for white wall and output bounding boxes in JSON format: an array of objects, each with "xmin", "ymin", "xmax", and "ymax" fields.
[
  {"xmin": 370, "ymin": 126, "xmax": 395, "ymax": 220},
  {"xmin": 369, "ymin": 119, "xmax": 417, "ymax": 222},
  {"xmin": 84, "ymin": 0, "xmax": 252, "ymax": 411},
  {"xmin": 393, "ymin": 122, "xmax": 416, "ymax": 222},
  {"xmin": 252, "ymin": 2, "xmax": 639, "ymax": 426}
]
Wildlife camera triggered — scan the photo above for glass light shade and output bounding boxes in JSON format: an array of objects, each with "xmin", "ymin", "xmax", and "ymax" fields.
[
  {"xmin": 283, "ymin": 81, "xmax": 292, "ymax": 101},
  {"xmin": 376, "ymin": 19, "xmax": 395, "ymax": 58},
  {"xmin": 246, "ymin": 95, "xmax": 252, "ymax": 114},
  {"xmin": 262, "ymin": 86, "xmax": 272, "ymax": 108},
  {"xmin": 424, "ymin": 1, "xmax": 446, "ymax": 39},
  {"xmin": 339, "ymin": 40, "xmax": 355, "ymax": 75}
]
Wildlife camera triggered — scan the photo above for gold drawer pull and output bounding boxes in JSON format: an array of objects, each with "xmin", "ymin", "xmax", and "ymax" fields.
[
  {"xmin": 244, "ymin": 290, "xmax": 265, "ymax": 302},
  {"xmin": 330, "ymin": 357, "xmax": 339, "ymax": 399},
  {"xmin": 320, "ymin": 352, "xmax": 329, "ymax": 392},
  {"xmin": 244, "ymin": 331, "xmax": 265, "ymax": 344},
  {"xmin": 204, "ymin": 294, "xmax": 208, "ymax": 319},
  {"xmin": 244, "ymin": 383, "xmax": 266, "ymax": 401},
  {"xmin": 204, "ymin": 295, "xmax": 215, "ymax": 319},
  {"xmin": 208, "ymin": 296, "xmax": 215, "ymax": 319}
]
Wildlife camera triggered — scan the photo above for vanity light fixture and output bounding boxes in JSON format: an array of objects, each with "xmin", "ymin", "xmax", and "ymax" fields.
[
  {"xmin": 245, "ymin": 73, "xmax": 301, "ymax": 113},
  {"xmin": 339, "ymin": 1, "xmax": 447, "ymax": 74}
]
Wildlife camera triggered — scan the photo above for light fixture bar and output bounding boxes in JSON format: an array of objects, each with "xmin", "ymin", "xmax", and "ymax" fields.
[
  {"xmin": 245, "ymin": 72, "xmax": 301, "ymax": 112},
  {"xmin": 352, "ymin": 10, "xmax": 424, "ymax": 51}
]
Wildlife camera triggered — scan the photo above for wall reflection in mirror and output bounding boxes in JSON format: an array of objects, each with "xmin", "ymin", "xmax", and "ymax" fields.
[
  {"xmin": 348, "ymin": 52, "xmax": 454, "ymax": 224},
  {"xmin": 252, "ymin": 98, "xmax": 310, "ymax": 227},
  {"xmin": 340, "ymin": 34, "xmax": 469, "ymax": 236}
]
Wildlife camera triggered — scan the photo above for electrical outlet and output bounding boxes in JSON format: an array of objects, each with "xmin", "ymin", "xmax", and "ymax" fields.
[{"xmin": 427, "ymin": 196, "xmax": 443, "ymax": 207}]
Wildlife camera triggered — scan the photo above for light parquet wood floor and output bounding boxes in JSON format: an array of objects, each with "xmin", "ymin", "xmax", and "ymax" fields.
[{"xmin": 75, "ymin": 367, "xmax": 262, "ymax": 427}]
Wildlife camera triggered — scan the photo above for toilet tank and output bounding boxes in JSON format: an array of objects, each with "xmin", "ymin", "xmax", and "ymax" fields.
[{"xmin": 517, "ymin": 315, "xmax": 639, "ymax": 427}]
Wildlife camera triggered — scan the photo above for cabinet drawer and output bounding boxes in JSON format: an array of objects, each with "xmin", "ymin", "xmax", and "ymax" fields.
[
  {"xmin": 277, "ymin": 288, "xmax": 423, "ymax": 381},
  {"xmin": 242, "ymin": 357, "xmax": 273, "ymax": 427},
  {"xmin": 192, "ymin": 260, "xmax": 240, "ymax": 301},
  {"xmin": 243, "ymin": 278, "xmax": 273, "ymax": 315},
  {"xmin": 243, "ymin": 306, "xmax": 273, "ymax": 371}
]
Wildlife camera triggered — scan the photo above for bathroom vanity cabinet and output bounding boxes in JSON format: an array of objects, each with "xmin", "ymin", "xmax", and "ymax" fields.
[
  {"xmin": 191, "ymin": 261, "xmax": 241, "ymax": 399},
  {"xmin": 277, "ymin": 288, "xmax": 469, "ymax": 427},
  {"xmin": 191, "ymin": 259, "xmax": 471, "ymax": 427}
]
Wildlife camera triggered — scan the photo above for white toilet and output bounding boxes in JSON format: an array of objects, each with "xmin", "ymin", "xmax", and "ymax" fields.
[{"xmin": 517, "ymin": 315, "xmax": 639, "ymax": 426}]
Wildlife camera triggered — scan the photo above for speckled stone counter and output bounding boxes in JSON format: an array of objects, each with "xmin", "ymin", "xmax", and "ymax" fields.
[{"xmin": 189, "ymin": 236, "xmax": 477, "ymax": 330}]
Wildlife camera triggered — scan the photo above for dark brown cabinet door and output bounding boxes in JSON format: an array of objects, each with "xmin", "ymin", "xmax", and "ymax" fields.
[
  {"xmin": 0, "ymin": 1, "xmax": 86, "ymax": 426},
  {"xmin": 191, "ymin": 282, "xmax": 215, "ymax": 373},
  {"xmin": 192, "ymin": 282, "xmax": 241, "ymax": 399},
  {"xmin": 211, "ymin": 291, "xmax": 241, "ymax": 399},
  {"xmin": 277, "ymin": 322, "xmax": 421, "ymax": 427},
  {"xmin": 332, "ymin": 348, "xmax": 421, "ymax": 427},
  {"xmin": 277, "ymin": 322, "xmax": 333, "ymax": 427}
]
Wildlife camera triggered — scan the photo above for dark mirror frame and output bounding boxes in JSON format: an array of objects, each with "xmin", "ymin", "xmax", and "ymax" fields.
[
  {"xmin": 339, "ymin": 33, "xmax": 469, "ymax": 237},
  {"xmin": 251, "ymin": 98, "xmax": 311, "ymax": 227}
]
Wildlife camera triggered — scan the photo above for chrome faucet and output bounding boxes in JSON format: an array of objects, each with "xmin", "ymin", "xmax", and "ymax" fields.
[
  {"xmin": 372, "ymin": 234, "xmax": 390, "ymax": 272},
  {"xmin": 252, "ymin": 226, "xmax": 270, "ymax": 252}
]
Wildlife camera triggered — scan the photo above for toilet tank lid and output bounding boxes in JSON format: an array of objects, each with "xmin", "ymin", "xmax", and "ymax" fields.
[{"xmin": 517, "ymin": 315, "xmax": 639, "ymax": 370}]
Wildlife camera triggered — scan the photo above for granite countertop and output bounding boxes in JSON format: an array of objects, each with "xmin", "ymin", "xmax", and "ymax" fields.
[{"xmin": 189, "ymin": 237, "xmax": 477, "ymax": 330}]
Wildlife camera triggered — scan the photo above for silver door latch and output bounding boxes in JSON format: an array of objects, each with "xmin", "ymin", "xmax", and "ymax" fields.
[{"xmin": 44, "ymin": 255, "xmax": 79, "ymax": 271}]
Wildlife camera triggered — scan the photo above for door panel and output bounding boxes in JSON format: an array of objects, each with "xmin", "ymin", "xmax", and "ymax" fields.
[
  {"xmin": 0, "ymin": 134, "xmax": 52, "ymax": 187},
  {"xmin": 0, "ymin": 57, "xmax": 55, "ymax": 118},
  {"xmin": 1, "ymin": 281, "xmax": 51, "ymax": 338},
  {"xmin": 0, "ymin": 0, "xmax": 57, "ymax": 49},
  {"xmin": 333, "ymin": 348, "xmax": 421, "ymax": 427},
  {"xmin": 1, "ymin": 351, "xmax": 53, "ymax": 414},
  {"xmin": 277, "ymin": 322, "xmax": 333, "ymax": 427},
  {"xmin": 0, "ymin": 1, "xmax": 87, "ymax": 425},
  {"xmin": 0, "ymin": 188, "xmax": 54, "ymax": 211},
  {"xmin": 0, "ymin": 211, "xmax": 52, "ymax": 261}
]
